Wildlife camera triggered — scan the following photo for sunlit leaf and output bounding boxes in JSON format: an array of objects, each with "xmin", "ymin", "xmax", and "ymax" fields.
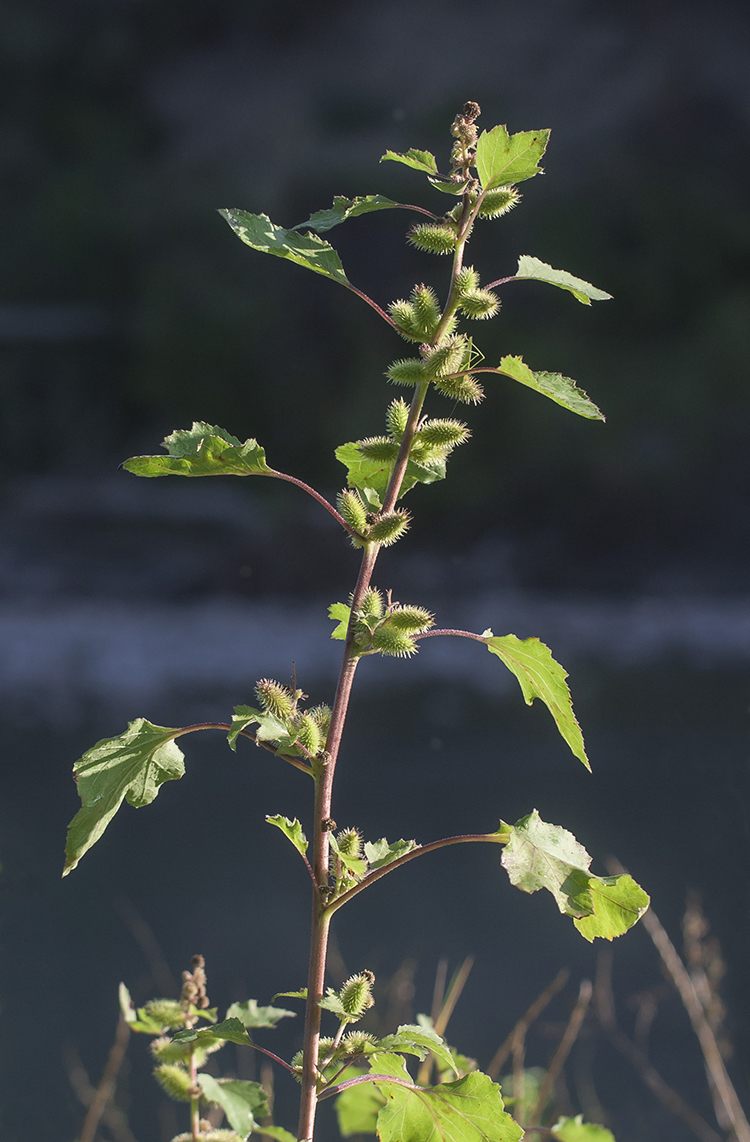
[
  {"xmin": 378, "ymin": 1025, "xmax": 458, "ymax": 1077},
  {"xmin": 174, "ymin": 1017, "xmax": 251, "ymax": 1049},
  {"xmin": 329, "ymin": 602, "xmax": 352, "ymax": 640},
  {"xmin": 253, "ymin": 1127, "xmax": 298, "ymax": 1142},
  {"xmin": 266, "ymin": 814, "xmax": 308, "ymax": 857},
  {"xmin": 475, "ymin": 125, "xmax": 550, "ymax": 190},
  {"xmin": 496, "ymin": 356, "xmax": 604, "ymax": 422},
  {"xmin": 371, "ymin": 1052, "xmax": 523, "ymax": 1142},
  {"xmin": 220, "ymin": 208, "xmax": 349, "ymax": 285},
  {"xmin": 335, "ymin": 441, "xmax": 447, "ymax": 503},
  {"xmin": 552, "ymin": 1115, "xmax": 616, "ymax": 1142},
  {"xmin": 64, "ymin": 718, "xmax": 185, "ymax": 875},
  {"xmin": 124, "ymin": 422, "xmax": 271, "ymax": 478},
  {"xmin": 484, "ymin": 634, "xmax": 589, "ymax": 769},
  {"xmin": 226, "ymin": 998, "xmax": 296, "ymax": 1029},
  {"xmin": 363, "ymin": 837, "xmax": 417, "ymax": 870},
  {"xmin": 272, "ymin": 988, "xmax": 307, "ymax": 1001},
  {"xmin": 381, "ymin": 149, "xmax": 438, "ymax": 174},
  {"xmin": 227, "ymin": 705, "xmax": 300, "ymax": 757},
  {"xmin": 515, "ymin": 256, "xmax": 612, "ymax": 305},
  {"xmin": 500, "ymin": 811, "xmax": 649, "ymax": 940},
  {"xmin": 427, "ymin": 175, "xmax": 471, "ymax": 195},
  {"xmin": 336, "ymin": 1069, "xmax": 386, "ymax": 1136},
  {"xmin": 197, "ymin": 1073, "xmax": 267, "ymax": 1135},
  {"xmin": 292, "ymin": 194, "xmax": 404, "ymax": 233}
]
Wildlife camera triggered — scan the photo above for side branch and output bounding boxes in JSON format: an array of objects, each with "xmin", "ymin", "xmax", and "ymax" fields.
[
  {"xmin": 264, "ymin": 471, "xmax": 365, "ymax": 541},
  {"xmin": 173, "ymin": 723, "xmax": 313, "ymax": 776},
  {"xmin": 318, "ymin": 1073, "xmax": 419, "ymax": 1102},
  {"xmin": 417, "ymin": 628, "xmax": 488, "ymax": 643},
  {"xmin": 344, "ymin": 283, "xmax": 401, "ymax": 332},
  {"xmin": 325, "ymin": 831, "xmax": 509, "ymax": 915}
]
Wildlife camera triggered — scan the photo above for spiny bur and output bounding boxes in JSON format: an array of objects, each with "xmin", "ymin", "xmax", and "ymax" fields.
[
  {"xmin": 386, "ymin": 358, "xmax": 427, "ymax": 387},
  {"xmin": 336, "ymin": 827, "xmax": 363, "ymax": 858},
  {"xmin": 154, "ymin": 1062, "xmax": 192, "ymax": 1102},
  {"xmin": 255, "ymin": 679, "xmax": 295, "ymax": 720},
  {"xmin": 416, "ymin": 419, "xmax": 470, "ymax": 448},
  {"xmin": 143, "ymin": 999, "xmax": 186, "ymax": 1031},
  {"xmin": 434, "ymin": 373, "xmax": 485, "ymax": 405},
  {"xmin": 478, "ymin": 186, "xmax": 521, "ymax": 218},
  {"xmin": 387, "ymin": 605, "xmax": 434, "ymax": 633},
  {"xmin": 342, "ymin": 1030, "xmax": 377, "ymax": 1056},
  {"xmin": 386, "ymin": 397, "xmax": 410, "ymax": 441},
  {"xmin": 422, "ymin": 336, "xmax": 468, "ymax": 379},
  {"xmin": 358, "ymin": 587, "xmax": 384, "ymax": 622},
  {"xmin": 308, "ymin": 704, "xmax": 332, "ymax": 737},
  {"xmin": 294, "ymin": 712, "xmax": 323, "ymax": 756},
  {"xmin": 408, "ymin": 222, "xmax": 457, "ymax": 256},
  {"xmin": 337, "ymin": 489, "xmax": 368, "ymax": 535},
  {"xmin": 372, "ymin": 625, "xmax": 418, "ymax": 657},
  {"xmin": 460, "ymin": 288, "xmax": 499, "ymax": 320},
  {"xmin": 357, "ymin": 436, "xmax": 400, "ymax": 462},
  {"xmin": 410, "ymin": 283, "xmax": 442, "ymax": 338},
  {"xmin": 340, "ymin": 971, "xmax": 376, "ymax": 1018},
  {"xmin": 456, "ymin": 266, "xmax": 480, "ymax": 295},
  {"xmin": 369, "ymin": 510, "xmax": 410, "ymax": 546}
]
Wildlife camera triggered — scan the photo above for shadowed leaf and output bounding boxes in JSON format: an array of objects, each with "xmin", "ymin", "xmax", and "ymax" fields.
[
  {"xmin": 381, "ymin": 149, "xmax": 438, "ymax": 174},
  {"xmin": 226, "ymin": 998, "xmax": 296, "ymax": 1028},
  {"xmin": 292, "ymin": 194, "xmax": 404, "ymax": 232},
  {"xmin": 197, "ymin": 1074, "xmax": 267, "ymax": 1135},
  {"xmin": 552, "ymin": 1116, "xmax": 616, "ymax": 1141}
]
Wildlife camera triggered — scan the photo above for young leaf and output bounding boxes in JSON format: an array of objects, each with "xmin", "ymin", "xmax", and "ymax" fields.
[
  {"xmin": 266, "ymin": 814, "xmax": 308, "ymax": 857},
  {"xmin": 174, "ymin": 1016, "xmax": 251, "ymax": 1048},
  {"xmin": 497, "ymin": 356, "xmax": 604, "ymax": 422},
  {"xmin": 381, "ymin": 149, "xmax": 438, "ymax": 174},
  {"xmin": 329, "ymin": 602, "xmax": 352, "ymax": 640},
  {"xmin": 552, "ymin": 1116, "xmax": 616, "ymax": 1142},
  {"xmin": 371, "ymin": 1052, "xmax": 523, "ymax": 1142},
  {"xmin": 515, "ymin": 256, "xmax": 612, "ymax": 305},
  {"xmin": 484, "ymin": 634, "xmax": 589, "ymax": 769},
  {"xmin": 197, "ymin": 1074, "xmax": 268, "ymax": 1136},
  {"xmin": 124, "ymin": 422, "xmax": 271, "ymax": 478},
  {"xmin": 329, "ymin": 832, "xmax": 368, "ymax": 878},
  {"xmin": 64, "ymin": 718, "xmax": 185, "ymax": 875},
  {"xmin": 427, "ymin": 174, "xmax": 472, "ymax": 195},
  {"xmin": 336, "ymin": 1072, "xmax": 386, "ymax": 1136},
  {"xmin": 226, "ymin": 998, "xmax": 296, "ymax": 1029},
  {"xmin": 228, "ymin": 706, "xmax": 300, "ymax": 756},
  {"xmin": 291, "ymin": 194, "xmax": 404, "ymax": 233},
  {"xmin": 272, "ymin": 988, "xmax": 307, "ymax": 1001},
  {"xmin": 500, "ymin": 810, "xmax": 649, "ymax": 940},
  {"xmin": 475, "ymin": 125, "xmax": 550, "ymax": 189},
  {"xmin": 335, "ymin": 441, "xmax": 447, "ymax": 503},
  {"xmin": 220, "ymin": 209, "xmax": 349, "ymax": 286},
  {"xmin": 363, "ymin": 837, "xmax": 417, "ymax": 870},
  {"xmin": 378, "ymin": 1024, "xmax": 458, "ymax": 1077}
]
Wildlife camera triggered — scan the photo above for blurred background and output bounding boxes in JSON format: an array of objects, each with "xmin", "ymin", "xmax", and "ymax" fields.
[{"xmin": 1, "ymin": 0, "xmax": 749, "ymax": 1139}]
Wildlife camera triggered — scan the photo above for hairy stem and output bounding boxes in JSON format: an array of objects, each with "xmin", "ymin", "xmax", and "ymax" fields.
[
  {"xmin": 265, "ymin": 470, "xmax": 365, "ymax": 540},
  {"xmin": 189, "ymin": 1044, "xmax": 200, "ymax": 1141},
  {"xmin": 173, "ymin": 723, "xmax": 313, "ymax": 776}
]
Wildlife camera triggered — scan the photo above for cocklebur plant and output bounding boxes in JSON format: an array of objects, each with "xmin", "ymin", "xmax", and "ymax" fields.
[{"xmin": 63, "ymin": 102, "xmax": 650, "ymax": 1142}]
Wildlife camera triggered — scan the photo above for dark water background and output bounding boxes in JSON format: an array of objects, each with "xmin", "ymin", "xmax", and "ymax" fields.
[{"xmin": 2, "ymin": 0, "xmax": 750, "ymax": 1138}]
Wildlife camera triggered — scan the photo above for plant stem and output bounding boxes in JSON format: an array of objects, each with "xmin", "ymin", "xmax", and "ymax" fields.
[
  {"xmin": 264, "ymin": 470, "xmax": 365, "ymax": 540},
  {"xmin": 189, "ymin": 1044, "xmax": 200, "ymax": 1141},
  {"xmin": 297, "ymin": 192, "xmax": 480, "ymax": 1140}
]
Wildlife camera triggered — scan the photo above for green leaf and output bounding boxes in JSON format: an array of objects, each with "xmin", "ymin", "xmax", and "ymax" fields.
[
  {"xmin": 197, "ymin": 1074, "xmax": 267, "ymax": 1135},
  {"xmin": 226, "ymin": 998, "xmax": 296, "ymax": 1029},
  {"xmin": 292, "ymin": 194, "xmax": 403, "ymax": 233},
  {"xmin": 124, "ymin": 422, "xmax": 271, "ymax": 479},
  {"xmin": 219, "ymin": 208, "xmax": 349, "ymax": 286},
  {"xmin": 329, "ymin": 832, "xmax": 368, "ymax": 878},
  {"xmin": 484, "ymin": 634, "xmax": 589, "ymax": 769},
  {"xmin": 272, "ymin": 988, "xmax": 307, "ymax": 1001},
  {"xmin": 335, "ymin": 441, "xmax": 447, "ymax": 503},
  {"xmin": 552, "ymin": 1116, "xmax": 616, "ymax": 1142},
  {"xmin": 174, "ymin": 1017, "xmax": 251, "ymax": 1048},
  {"xmin": 363, "ymin": 837, "xmax": 417, "ymax": 870},
  {"xmin": 515, "ymin": 256, "xmax": 612, "ymax": 305},
  {"xmin": 336, "ymin": 1069, "xmax": 386, "ymax": 1136},
  {"xmin": 64, "ymin": 718, "xmax": 185, "ymax": 875},
  {"xmin": 427, "ymin": 175, "xmax": 472, "ymax": 195},
  {"xmin": 266, "ymin": 814, "xmax": 308, "ymax": 857},
  {"xmin": 475, "ymin": 125, "xmax": 550, "ymax": 189},
  {"xmin": 119, "ymin": 983, "xmax": 136, "ymax": 1024},
  {"xmin": 371, "ymin": 1053, "xmax": 523, "ymax": 1142},
  {"xmin": 253, "ymin": 1128, "xmax": 298, "ymax": 1142},
  {"xmin": 497, "ymin": 356, "xmax": 604, "ymax": 422},
  {"xmin": 228, "ymin": 706, "xmax": 300, "ymax": 756},
  {"xmin": 574, "ymin": 875, "xmax": 651, "ymax": 943},
  {"xmin": 329, "ymin": 602, "xmax": 352, "ymax": 640},
  {"xmin": 500, "ymin": 811, "xmax": 649, "ymax": 940},
  {"xmin": 381, "ymin": 149, "xmax": 438, "ymax": 174},
  {"xmin": 318, "ymin": 991, "xmax": 349, "ymax": 1019},
  {"xmin": 378, "ymin": 1025, "xmax": 458, "ymax": 1077}
]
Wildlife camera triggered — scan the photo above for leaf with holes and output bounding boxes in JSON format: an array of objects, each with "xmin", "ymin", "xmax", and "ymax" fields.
[
  {"xmin": 266, "ymin": 815, "xmax": 308, "ymax": 857},
  {"xmin": 124, "ymin": 422, "xmax": 271, "ymax": 478},
  {"xmin": 335, "ymin": 442, "xmax": 447, "ymax": 503},
  {"xmin": 475, "ymin": 125, "xmax": 550, "ymax": 189},
  {"xmin": 226, "ymin": 998, "xmax": 296, "ymax": 1029},
  {"xmin": 363, "ymin": 837, "xmax": 418, "ymax": 870},
  {"xmin": 197, "ymin": 1074, "xmax": 268, "ymax": 1135},
  {"xmin": 381, "ymin": 149, "xmax": 439, "ymax": 174}
]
